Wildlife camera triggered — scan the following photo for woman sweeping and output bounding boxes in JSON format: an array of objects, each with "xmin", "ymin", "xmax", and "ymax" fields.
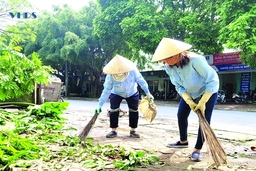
[
  {"xmin": 152, "ymin": 38, "xmax": 219, "ymax": 162},
  {"xmin": 95, "ymin": 54, "xmax": 154, "ymax": 138}
]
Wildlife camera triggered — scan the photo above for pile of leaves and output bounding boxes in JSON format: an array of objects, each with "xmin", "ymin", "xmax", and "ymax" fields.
[{"xmin": 0, "ymin": 102, "xmax": 158, "ymax": 170}]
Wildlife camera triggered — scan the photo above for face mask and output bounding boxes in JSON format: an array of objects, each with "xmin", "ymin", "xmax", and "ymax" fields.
[
  {"xmin": 164, "ymin": 54, "xmax": 182, "ymax": 66},
  {"xmin": 112, "ymin": 72, "xmax": 128, "ymax": 82},
  {"xmin": 116, "ymin": 73, "xmax": 125, "ymax": 76}
]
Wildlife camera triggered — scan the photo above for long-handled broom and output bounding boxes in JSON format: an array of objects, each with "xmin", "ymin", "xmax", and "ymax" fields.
[
  {"xmin": 79, "ymin": 108, "xmax": 101, "ymax": 141},
  {"xmin": 196, "ymin": 110, "xmax": 227, "ymax": 166}
]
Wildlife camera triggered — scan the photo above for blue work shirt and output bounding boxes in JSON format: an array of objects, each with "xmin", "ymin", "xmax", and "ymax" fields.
[
  {"xmin": 164, "ymin": 54, "xmax": 219, "ymax": 99},
  {"xmin": 98, "ymin": 69, "xmax": 150, "ymax": 107}
]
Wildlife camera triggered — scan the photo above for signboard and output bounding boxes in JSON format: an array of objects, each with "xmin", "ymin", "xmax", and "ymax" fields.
[
  {"xmin": 240, "ymin": 73, "xmax": 251, "ymax": 92},
  {"xmin": 204, "ymin": 55, "xmax": 213, "ymax": 65},
  {"xmin": 213, "ymin": 52, "xmax": 241, "ymax": 65},
  {"xmin": 215, "ymin": 64, "xmax": 251, "ymax": 72}
]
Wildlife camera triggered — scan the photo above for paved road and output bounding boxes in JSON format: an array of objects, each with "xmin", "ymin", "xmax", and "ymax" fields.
[{"xmin": 66, "ymin": 99, "xmax": 256, "ymax": 137}]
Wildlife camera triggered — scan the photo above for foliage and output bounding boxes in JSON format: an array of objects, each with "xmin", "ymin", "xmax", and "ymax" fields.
[
  {"xmin": 83, "ymin": 143, "xmax": 158, "ymax": 170},
  {"xmin": 94, "ymin": 0, "xmax": 156, "ymax": 76},
  {"xmin": 3, "ymin": 20, "xmax": 37, "ymax": 47},
  {"xmin": 217, "ymin": 0, "xmax": 256, "ymax": 67},
  {"xmin": 0, "ymin": 101, "xmax": 69, "ymax": 169},
  {"xmin": 120, "ymin": 0, "xmax": 168, "ymax": 54},
  {"xmin": 19, "ymin": 4, "xmax": 106, "ymax": 96},
  {"xmin": 0, "ymin": 101, "xmax": 158, "ymax": 170},
  {"xmin": 0, "ymin": 0, "xmax": 32, "ymax": 34},
  {"xmin": 95, "ymin": 0, "xmax": 224, "ymax": 58},
  {"xmin": 0, "ymin": 39, "xmax": 54, "ymax": 101},
  {"xmin": 4, "ymin": 0, "xmax": 255, "ymax": 98},
  {"xmin": 0, "ymin": 0, "xmax": 31, "ymax": 13},
  {"xmin": 0, "ymin": 131, "xmax": 47, "ymax": 169},
  {"xmin": 177, "ymin": 0, "xmax": 224, "ymax": 54}
]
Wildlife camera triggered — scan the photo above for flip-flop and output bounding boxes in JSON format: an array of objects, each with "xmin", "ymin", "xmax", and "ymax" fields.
[{"xmin": 251, "ymin": 146, "xmax": 256, "ymax": 151}]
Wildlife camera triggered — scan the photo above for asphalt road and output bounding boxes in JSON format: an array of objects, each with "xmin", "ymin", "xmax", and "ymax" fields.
[{"xmin": 65, "ymin": 99, "xmax": 256, "ymax": 137}]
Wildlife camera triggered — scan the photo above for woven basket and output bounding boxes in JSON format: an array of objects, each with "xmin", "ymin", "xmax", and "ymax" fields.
[{"xmin": 139, "ymin": 98, "xmax": 157, "ymax": 123}]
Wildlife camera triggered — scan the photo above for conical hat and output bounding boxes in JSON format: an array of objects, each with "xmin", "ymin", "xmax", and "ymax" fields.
[
  {"xmin": 152, "ymin": 38, "xmax": 192, "ymax": 62},
  {"xmin": 103, "ymin": 55, "xmax": 137, "ymax": 74}
]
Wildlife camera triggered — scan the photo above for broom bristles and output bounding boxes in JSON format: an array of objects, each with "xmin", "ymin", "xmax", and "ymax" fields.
[
  {"xmin": 79, "ymin": 113, "xmax": 99, "ymax": 140},
  {"xmin": 197, "ymin": 111, "xmax": 227, "ymax": 166}
]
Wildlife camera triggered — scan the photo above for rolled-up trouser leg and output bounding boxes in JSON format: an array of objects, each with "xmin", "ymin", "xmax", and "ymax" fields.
[
  {"xmin": 128, "ymin": 110, "xmax": 139, "ymax": 128},
  {"xmin": 126, "ymin": 92, "xmax": 139, "ymax": 128},
  {"xmin": 109, "ymin": 110, "xmax": 119, "ymax": 128},
  {"xmin": 109, "ymin": 93, "xmax": 123, "ymax": 128}
]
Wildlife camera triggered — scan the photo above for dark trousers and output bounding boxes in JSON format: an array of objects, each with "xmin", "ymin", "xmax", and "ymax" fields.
[
  {"xmin": 177, "ymin": 92, "xmax": 218, "ymax": 150},
  {"xmin": 109, "ymin": 92, "xmax": 139, "ymax": 128}
]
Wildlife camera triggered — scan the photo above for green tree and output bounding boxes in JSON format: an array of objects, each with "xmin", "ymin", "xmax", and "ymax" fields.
[
  {"xmin": 22, "ymin": 5, "xmax": 82, "ymax": 95},
  {"xmin": 0, "ymin": 0, "xmax": 53, "ymax": 102},
  {"xmin": 21, "ymin": 3, "xmax": 107, "ymax": 97},
  {"xmin": 93, "ymin": 0, "xmax": 156, "ymax": 70},
  {"xmin": 95, "ymin": 0, "xmax": 223, "ymax": 60},
  {"xmin": 217, "ymin": 0, "xmax": 256, "ymax": 67},
  {"xmin": 150, "ymin": 0, "xmax": 223, "ymax": 54},
  {"xmin": 0, "ymin": 38, "xmax": 53, "ymax": 101},
  {"xmin": 177, "ymin": 0, "xmax": 223, "ymax": 54},
  {"xmin": 0, "ymin": 0, "xmax": 32, "ymax": 33},
  {"xmin": 120, "ymin": 0, "xmax": 168, "ymax": 54}
]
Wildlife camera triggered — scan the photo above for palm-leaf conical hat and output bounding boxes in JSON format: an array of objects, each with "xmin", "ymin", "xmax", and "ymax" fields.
[
  {"xmin": 152, "ymin": 38, "xmax": 192, "ymax": 62},
  {"xmin": 103, "ymin": 54, "xmax": 137, "ymax": 74}
]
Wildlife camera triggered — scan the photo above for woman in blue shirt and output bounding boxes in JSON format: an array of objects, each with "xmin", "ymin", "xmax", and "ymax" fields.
[
  {"xmin": 152, "ymin": 38, "xmax": 219, "ymax": 162},
  {"xmin": 96, "ymin": 55, "xmax": 154, "ymax": 138}
]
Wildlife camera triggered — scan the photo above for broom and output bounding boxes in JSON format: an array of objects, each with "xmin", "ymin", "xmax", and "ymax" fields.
[
  {"xmin": 196, "ymin": 110, "xmax": 227, "ymax": 166},
  {"xmin": 79, "ymin": 108, "xmax": 101, "ymax": 141}
]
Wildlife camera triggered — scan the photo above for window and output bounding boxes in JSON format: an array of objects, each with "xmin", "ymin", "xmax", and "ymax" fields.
[{"xmin": 147, "ymin": 80, "xmax": 159, "ymax": 92}]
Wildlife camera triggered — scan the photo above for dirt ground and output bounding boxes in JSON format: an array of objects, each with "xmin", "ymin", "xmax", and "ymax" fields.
[
  {"xmin": 100, "ymin": 139, "xmax": 256, "ymax": 171},
  {"xmin": 132, "ymin": 141, "xmax": 256, "ymax": 171},
  {"xmin": 134, "ymin": 153, "xmax": 256, "ymax": 171},
  {"xmin": 91, "ymin": 122, "xmax": 256, "ymax": 171}
]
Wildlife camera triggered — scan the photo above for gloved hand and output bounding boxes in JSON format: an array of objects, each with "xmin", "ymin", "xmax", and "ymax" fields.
[
  {"xmin": 94, "ymin": 105, "xmax": 102, "ymax": 114},
  {"xmin": 194, "ymin": 92, "xmax": 212, "ymax": 117},
  {"xmin": 146, "ymin": 93, "xmax": 154, "ymax": 102},
  {"xmin": 181, "ymin": 92, "xmax": 197, "ymax": 111}
]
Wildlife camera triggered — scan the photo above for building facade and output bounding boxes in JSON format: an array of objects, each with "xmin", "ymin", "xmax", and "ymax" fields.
[
  {"xmin": 141, "ymin": 52, "xmax": 256, "ymax": 101},
  {"xmin": 205, "ymin": 52, "xmax": 256, "ymax": 100}
]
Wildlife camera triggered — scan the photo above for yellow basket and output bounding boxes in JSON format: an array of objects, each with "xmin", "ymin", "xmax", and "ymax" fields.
[{"xmin": 139, "ymin": 97, "xmax": 157, "ymax": 123}]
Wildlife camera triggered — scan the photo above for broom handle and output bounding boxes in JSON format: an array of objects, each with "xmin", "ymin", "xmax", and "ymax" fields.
[
  {"xmin": 196, "ymin": 110, "xmax": 226, "ymax": 151},
  {"xmin": 196, "ymin": 110, "xmax": 205, "ymax": 121}
]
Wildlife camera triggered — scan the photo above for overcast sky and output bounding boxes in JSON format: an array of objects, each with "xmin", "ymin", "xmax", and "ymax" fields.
[
  {"xmin": 1, "ymin": 0, "xmax": 92, "ymax": 26},
  {"xmin": 27, "ymin": 0, "xmax": 92, "ymax": 11}
]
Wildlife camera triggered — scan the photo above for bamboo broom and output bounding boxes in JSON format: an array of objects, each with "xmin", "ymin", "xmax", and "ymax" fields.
[
  {"xmin": 196, "ymin": 110, "xmax": 227, "ymax": 166},
  {"xmin": 79, "ymin": 109, "xmax": 101, "ymax": 140}
]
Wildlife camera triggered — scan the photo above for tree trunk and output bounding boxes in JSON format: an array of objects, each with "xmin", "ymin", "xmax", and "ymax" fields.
[
  {"xmin": 65, "ymin": 61, "xmax": 68, "ymax": 96},
  {"xmin": 90, "ymin": 70, "xmax": 103, "ymax": 98}
]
